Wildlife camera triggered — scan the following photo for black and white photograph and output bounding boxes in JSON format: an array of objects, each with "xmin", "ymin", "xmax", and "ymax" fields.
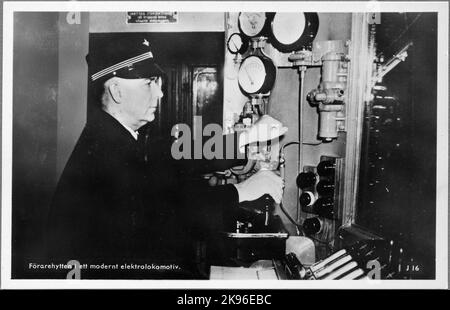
[{"xmin": 1, "ymin": 1, "xmax": 448, "ymax": 289}]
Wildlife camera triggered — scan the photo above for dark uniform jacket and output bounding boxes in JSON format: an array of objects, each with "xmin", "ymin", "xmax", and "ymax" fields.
[{"xmin": 46, "ymin": 108, "xmax": 240, "ymax": 278}]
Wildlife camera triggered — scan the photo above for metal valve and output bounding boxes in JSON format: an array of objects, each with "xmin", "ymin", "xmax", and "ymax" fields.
[{"xmin": 307, "ymin": 49, "xmax": 349, "ymax": 141}]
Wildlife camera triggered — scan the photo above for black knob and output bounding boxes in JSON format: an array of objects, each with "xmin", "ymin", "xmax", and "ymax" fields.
[
  {"xmin": 317, "ymin": 160, "xmax": 336, "ymax": 177},
  {"xmin": 314, "ymin": 197, "xmax": 334, "ymax": 219},
  {"xmin": 302, "ymin": 217, "xmax": 322, "ymax": 235},
  {"xmin": 316, "ymin": 180, "xmax": 335, "ymax": 196},
  {"xmin": 263, "ymin": 194, "xmax": 274, "ymax": 205},
  {"xmin": 299, "ymin": 191, "xmax": 316, "ymax": 208},
  {"xmin": 296, "ymin": 172, "xmax": 317, "ymax": 189}
]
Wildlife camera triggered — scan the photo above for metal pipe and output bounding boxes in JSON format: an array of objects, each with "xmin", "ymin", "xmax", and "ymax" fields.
[{"xmin": 297, "ymin": 68, "xmax": 306, "ymax": 223}]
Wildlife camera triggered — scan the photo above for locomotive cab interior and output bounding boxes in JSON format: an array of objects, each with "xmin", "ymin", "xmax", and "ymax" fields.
[{"xmin": 10, "ymin": 9, "xmax": 442, "ymax": 281}]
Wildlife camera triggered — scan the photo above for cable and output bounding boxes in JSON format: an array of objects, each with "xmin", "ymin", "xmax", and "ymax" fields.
[
  {"xmin": 279, "ymin": 201, "xmax": 303, "ymax": 236},
  {"xmin": 302, "ymin": 142, "xmax": 322, "ymax": 146},
  {"xmin": 308, "ymin": 235, "xmax": 334, "ymax": 251},
  {"xmin": 278, "ymin": 141, "xmax": 301, "ymax": 170},
  {"xmin": 280, "ymin": 141, "xmax": 300, "ymax": 152},
  {"xmin": 278, "ymin": 141, "xmax": 304, "ymax": 235},
  {"xmin": 279, "ymin": 200, "xmax": 332, "ymax": 250},
  {"xmin": 280, "ymin": 200, "xmax": 333, "ymax": 251}
]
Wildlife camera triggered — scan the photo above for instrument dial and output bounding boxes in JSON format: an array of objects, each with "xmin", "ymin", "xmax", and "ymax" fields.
[
  {"xmin": 272, "ymin": 13, "xmax": 306, "ymax": 45},
  {"xmin": 270, "ymin": 12, "xmax": 319, "ymax": 52},
  {"xmin": 238, "ymin": 55, "xmax": 276, "ymax": 95},
  {"xmin": 238, "ymin": 12, "xmax": 269, "ymax": 38},
  {"xmin": 227, "ymin": 33, "xmax": 249, "ymax": 55}
]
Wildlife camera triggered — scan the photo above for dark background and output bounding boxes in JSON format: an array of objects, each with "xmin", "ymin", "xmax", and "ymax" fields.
[
  {"xmin": 12, "ymin": 12, "xmax": 60, "ymax": 278},
  {"xmin": 357, "ymin": 13, "xmax": 437, "ymax": 278}
]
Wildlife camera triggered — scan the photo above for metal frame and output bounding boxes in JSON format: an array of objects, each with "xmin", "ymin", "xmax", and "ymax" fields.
[{"xmin": 341, "ymin": 13, "xmax": 376, "ymax": 228}]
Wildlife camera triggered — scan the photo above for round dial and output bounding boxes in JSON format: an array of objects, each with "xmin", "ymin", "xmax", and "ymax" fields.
[
  {"xmin": 269, "ymin": 12, "xmax": 319, "ymax": 52},
  {"xmin": 273, "ymin": 13, "xmax": 306, "ymax": 45},
  {"xmin": 238, "ymin": 55, "xmax": 276, "ymax": 95},
  {"xmin": 299, "ymin": 191, "xmax": 317, "ymax": 207},
  {"xmin": 238, "ymin": 12, "xmax": 269, "ymax": 38},
  {"xmin": 227, "ymin": 33, "xmax": 249, "ymax": 54}
]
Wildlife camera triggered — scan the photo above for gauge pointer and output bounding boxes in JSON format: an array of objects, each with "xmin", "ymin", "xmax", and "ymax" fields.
[
  {"xmin": 231, "ymin": 40, "xmax": 239, "ymax": 51},
  {"xmin": 244, "ymin": 67, "xmax": 254, "ymax": 85}
]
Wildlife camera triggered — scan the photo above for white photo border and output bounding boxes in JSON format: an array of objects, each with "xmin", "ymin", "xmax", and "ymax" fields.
[{"xmin": 1, "ymin": 1, "xmax": 448, "ymax": 289}]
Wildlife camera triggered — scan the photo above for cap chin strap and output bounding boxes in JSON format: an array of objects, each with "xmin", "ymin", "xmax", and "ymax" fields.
[{"xmin": 91, "ymin": 51, "xmax": 153, "ymax": 81}]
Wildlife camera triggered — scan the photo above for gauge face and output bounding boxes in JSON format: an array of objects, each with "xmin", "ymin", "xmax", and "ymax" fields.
[
  {"xmin": 269, "ymin": 12, "xmax": 319, "ymax": 52},
  {"xmin": 227, "ymin": 33, "xmax": 248, "ymax": 54},
  {"xmin": 238, "ymin": 12, "xmax": 267, "ymax": 38},
  {"xmin": 238, "ymin": 56, "xmax": 266, "ymax": 94},
  {"xmin": 272, "ymin": 13, "xmax": 306, "ymax": 45}
]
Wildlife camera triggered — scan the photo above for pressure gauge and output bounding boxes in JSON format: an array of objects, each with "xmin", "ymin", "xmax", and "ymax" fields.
[
  {"xmin": 227, "ymin": 33, "xmax": 249, "ymax": 55},
  {"xmin": 238, "ymin": 12, "xmax": 270, "ymax": 38},
  {"xmin": 269, "ymin": 12, "xmax": 319, "ymax": 52},
  {"xmin": 238, "ymin": 55, "xmax": 276, "ymax": 96}
]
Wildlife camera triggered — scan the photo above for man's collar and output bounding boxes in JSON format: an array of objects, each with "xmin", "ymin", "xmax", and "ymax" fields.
[
  {"xmin": 101, "ymin": 109, "xmax": 139, "ymax": 140},
  {"xmin": 121, "ymin": 123, "xmax": 139, "ymax": 140}
]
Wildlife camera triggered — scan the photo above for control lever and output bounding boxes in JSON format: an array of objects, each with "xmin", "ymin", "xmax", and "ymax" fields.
[
  {"xmin": 284, "ymin": 253, "xmax": 307, "ymax": 279},
  {"xmin": 263, "ymin": 194, "xmax": 273, "ymax": 227}
]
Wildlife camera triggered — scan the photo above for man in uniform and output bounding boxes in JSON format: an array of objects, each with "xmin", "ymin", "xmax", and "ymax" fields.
[{"xmin": 46, "ymin": 37, "xmax": 284, "ymax": 279}]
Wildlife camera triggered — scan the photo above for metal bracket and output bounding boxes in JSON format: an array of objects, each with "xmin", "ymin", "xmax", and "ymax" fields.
[{"xmin": 375, "ymin": 41, "xmax": 413, "ymax": 82}]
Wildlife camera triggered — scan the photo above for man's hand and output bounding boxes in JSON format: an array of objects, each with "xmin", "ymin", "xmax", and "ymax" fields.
[
  {"xmin": 238, "ymin": 115, "xmax": 288, "ymax": 153},
  {"xmin": 233, "ymin": 170, "xmax": 283, "ymax": 204}
]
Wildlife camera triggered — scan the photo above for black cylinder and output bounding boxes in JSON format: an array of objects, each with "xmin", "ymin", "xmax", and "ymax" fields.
[
  {"xmin": 316, "ymin": 180, "xmax": 335, "ymax": 196},
  {"xmin": 296, "ymin": 171, "xmax": 317, "ymax": 189},
  {"xmin": 314, "ymin": 197, "xmax": 335, "ymax": 219},
  {"xmin": 302, "ymin": 217, "xmax": 322, "ymax": 235},
  {"xmin": 317, "ymin": 160, "xmax": 336, "ymax": 177},
  {"xmin": 299, "ymin": 191, "xmax": 316, "ymax": 208}
]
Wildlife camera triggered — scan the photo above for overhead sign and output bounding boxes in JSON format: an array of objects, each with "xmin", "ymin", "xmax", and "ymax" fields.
[{"xmin": 127, "ymin": 12, "xmax": 178, "ymax": 24}]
